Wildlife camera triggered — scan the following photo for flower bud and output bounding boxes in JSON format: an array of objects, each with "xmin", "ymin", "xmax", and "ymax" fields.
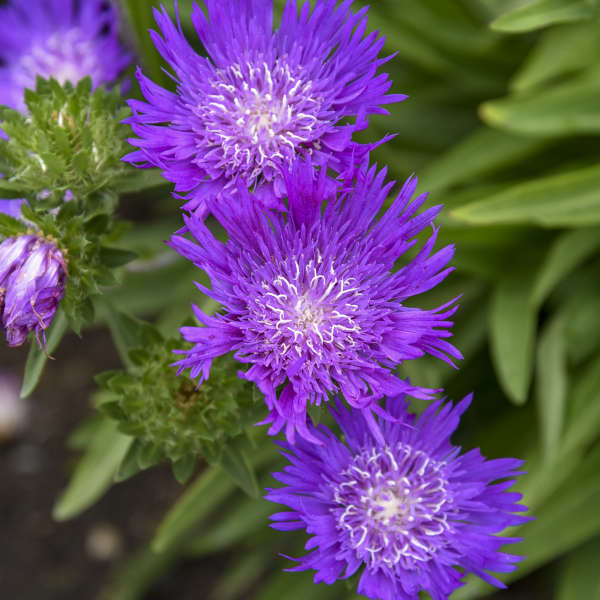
[{"xmin": 0, "ymin": 234, "xmax": 66, "ymax": 347}]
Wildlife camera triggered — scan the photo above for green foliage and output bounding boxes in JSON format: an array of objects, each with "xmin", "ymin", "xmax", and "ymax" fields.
[
  {"xmin": 8, "ymin": 1, "xmax": 598, "ymax": 599},
  {"xmin": 0, "ymin": 77, "xmax": 130, "ymax": 205},
  {"xmin": 96, "ymin": 323, "xmax": 262, "ymax": 481}
]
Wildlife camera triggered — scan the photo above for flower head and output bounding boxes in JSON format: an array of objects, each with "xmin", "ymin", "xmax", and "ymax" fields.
[
  {"xmin": 267, "ymin": 396, "xmax": 530, "ymax": 600},
  {"xmin": 0, "ymin": 0, "xmax": 131, "ymax": 111},
  {"xmin": 0, "ymin": 233, "xmax": 66, "ymax": 347},
  {"xmin": 125, "ymin": 0, "xmax": 405, "ymax": 214},
  {"xmin": 170, "ymin": 160, "xmax": 461, "ymax": 443}
]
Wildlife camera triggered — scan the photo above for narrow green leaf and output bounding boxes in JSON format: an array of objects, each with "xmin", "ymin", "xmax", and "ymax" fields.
[
  {"xmin": 489, "ymin": 272, "xmax": 537, "ymax": 404},
  {"xmin": 99, "ymin": 246, "xmax": 139, "ymax": 268},
  {"xmin": 491, "ymin": 0, "xmax": 597, "ymax": 33},
  {"xmin": 218, "ymin": 444, "xmax": 260, "ymax": 498},
  {"xmin": 512, "ymin": 22, "xmax": 600, "ymax": 92},
  {"xmin": 532, "ymin": 227, "xmax": 600, "ymax": 307},
  {"xmin": 21, "ymin": 309, "xmax": 69, "ymax": 398},
  {"xmin": 113, "ymin": 168, "xmax": 170, "ymax": 194},
  {"xmin": 152, "ymin": 466, "xmax": 236, "ymax": 553},
  {"xmin": 481, "ymin": 69, "xmax": 600, "ymax": 137},
  {"xmin": 120, "ymin": 0, "xmax": 170, "ymax": 87},
  {"xmin": 556, "ymin": 537, "xmax": 600, "ymax": 600},
  {"xmin": 53, "ymin": 418, "xmax": 133, "ymax": 521},
  {"xmin": 186, "ymin": 497, "xmax": 272, "ymax": 556},
  {"xmin": 420, "ymin": 127, "xmax": 546, "ymax": 192},
  {"xmin": 451, "ymin": 164, "xmax": 600, "ymax": 227},
  {"xmin": 562, "ymin": 354, "xmax": 600, "ymax": 456},
  {"xmin": 535, "ymin": 315, "xmax": 567, "ymax": 463}
]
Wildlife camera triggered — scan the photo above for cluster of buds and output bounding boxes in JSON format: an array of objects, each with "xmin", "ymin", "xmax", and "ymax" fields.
[{"xmin": 0, "ymin": 233, "xmax": 66, "ymax": 347}]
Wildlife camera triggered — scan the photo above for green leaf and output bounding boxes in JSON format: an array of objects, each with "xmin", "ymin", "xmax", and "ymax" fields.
[
  {"xmin": 114, "ymin": 439, "xmax": 144, "ymax": 483},
  {"xmin": 419, "ymin": 127, "xmax": 546, "ymax": 192},
  {"xmin": 121, "ymin": 0, "xmax": 170, "ymax": 87},
  {"xmin": 531, "ymin": 227, "xmax": 600, "ymax": 307},
  {"xmin": 481, "ymin": 69, "xmax": 600, "ymax": 137},
  {"xmin": 53, "ymin": 418, "xmax": 133, "ymax": 521},
  {"xmin": 556, "ymin": 537, "xmax": 600, "ymax": 600},
  {"xmin": 152, "ymin": 466, "xmax": 236, "ymax": 553},
  {"xmin": 186, "ymin": 497, "xmax": 272, "ymax": 556},
  {"xmin": 0, "ymin": 212, "xmax": 27, "ymax": 237},
  {"xmin": 0, "ymin": 179, "xmax": 28, "ymax": 198},
  {"xmin": 20, "ymin": 309, "xmax": 69, "ymax": 398},
  {"xmin": 102, "ymin": 307, "xmax": 162, "ymax": 368},
  {"xmin": 511, "ymin": 21, "xmax": 600, "ymax": 92},
  {"xmin": 490, "ymin": 0, "xmax": 598, "ymax": 33},
  {"xmin": 99, "ymin": 246, "xmax": 139, "ymax": 268},
  {"xmin": 451, "ymin": 164, "xmax": 600, "ymax": 227},
  {"xmin": 113, "ymin": 168, "xmax": 170, "ymax": 194},
  {"xmin": 171, "ymin": 455, "xmax": 197, "ymax": 484},
  {"xmin": 217, "ymin": 444, "xmax": 260, "ymax": 498},
  {"xmin": 562, "ymin": 354, "xmax": 600, "ymax": 456},
  {"xmin": 535, "ymin": 315, "xmax": 567, "ymax": 463},
  {"xmin": 489, "ymin": 271, "xmax": 537, "ymax": 404}
]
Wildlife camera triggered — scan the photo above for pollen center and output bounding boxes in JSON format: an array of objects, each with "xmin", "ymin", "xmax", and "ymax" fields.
[
  {"xmin": 199, "ymin": 59, "xmax": 324, "ymax": 186},
  {"xmin": 248, "ymin": 256, "xmax": 362, "ymax": 368},
  {"xmin": 332, "ymin": 443, "xmax": 454, "ymax": 568}
]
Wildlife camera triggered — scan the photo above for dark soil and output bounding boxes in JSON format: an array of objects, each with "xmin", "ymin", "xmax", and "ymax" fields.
[{"xmin": 0, "ymin": 329, "xmax": 186, "ymax": 600}]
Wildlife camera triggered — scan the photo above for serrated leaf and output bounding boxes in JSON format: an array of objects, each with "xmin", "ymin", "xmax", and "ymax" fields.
[
  {"xmin": 532, "ymin": 228, "xmax": 600, "ymax": 307},
  {"xmin": 20, "ymin": 309, "xmax": 69, "ymax": 398},
  {"xmin": 0, "ymin": 212, "xmax": 27, "ymax": 237},
  {"xmin": 491, "ymin": 0, "xmax": 597, "ymax": 33},
  {"xmin": 490, "ymin": 271, "xmax": 537, "ymax": 405},
  {"xmin": 535, "ymin": 315, "xmax": 567, "ymax": 463},
  {"xmin": 53, "ymin": 418, "xmax": 133, "ymax": 521},
  {"xmin": 451, "ymin": 164, "xmax": 600, "ymax": 227}
]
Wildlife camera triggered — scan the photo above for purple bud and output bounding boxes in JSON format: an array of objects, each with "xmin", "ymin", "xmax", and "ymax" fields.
[{"xmin": 0, "ymin": 234, "xmax": 66, "ymax": 347}]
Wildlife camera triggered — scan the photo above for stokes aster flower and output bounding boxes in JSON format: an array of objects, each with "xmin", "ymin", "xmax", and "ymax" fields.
[
  {"xmin": 125, "ymin": 0, "xmax": 406, "ymax": 214},
  {"xmin": 0, "ymin": 0, "xmax": 131, "ymax": 112},
  {"xmin": 266, "ymin": 396, "xmax": 530, "ymax": 600},
  {"xmin": 0, "ymin": 234, "xmax": 66, "ymax": 347},
  {"xmin": 170, "ymin": 160, "xmax": 461, "ymax": 443}
]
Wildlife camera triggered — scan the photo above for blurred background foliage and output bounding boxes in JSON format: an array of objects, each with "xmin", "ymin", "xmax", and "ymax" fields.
[{"xmin": 11, "ymin": 0, "xmax": 600, "ymax": 598}]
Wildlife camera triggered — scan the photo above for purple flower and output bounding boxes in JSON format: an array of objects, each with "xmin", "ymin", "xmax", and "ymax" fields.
[
  {"xmin": 0, "ymin": 199, "xmax": 24, "ymax": 219},
  {"xmin": 0, "ymin": 234, "xmax": 66, "ymax": 347},
  {"xmin": 169, "ymin": 160, "xmax": 461, "ymax": 443},
  {"xmin": 125, "ymin": 0, "xmax": 405, "ymax": 215},
  {"xmin": 0, "ymin": 0, "xmax": 131, "ymax": 112},
  {"xmin": 266, "ymin": 396, "xmax": 530, "ymax": 600}
]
